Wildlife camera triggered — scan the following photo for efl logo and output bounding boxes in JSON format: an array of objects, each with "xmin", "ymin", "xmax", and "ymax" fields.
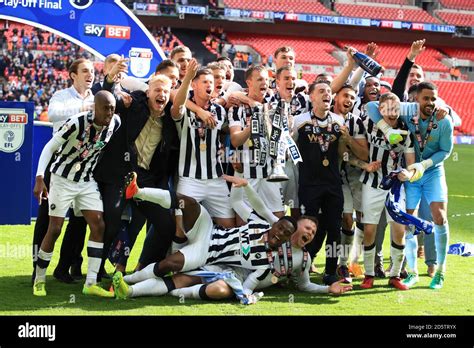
[{"xmin": 84, "ymin": 24, "xmax": 131, "ymax": 39}]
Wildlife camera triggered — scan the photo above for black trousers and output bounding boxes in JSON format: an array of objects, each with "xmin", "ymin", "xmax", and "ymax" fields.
[
  {"xmin": 32, "ymin": 162, "xmax": 87, "ymax": 275},
  {"xmin": 299, "ymin": 184, "xmax": 343, "ymax": 276},
  {"xmin": 115, "ymin": 203, "xmax": 147, "ymax": 267},
  {"xmin": 98, "ymin": 168, "xmax": 175, "ymax": 275}
]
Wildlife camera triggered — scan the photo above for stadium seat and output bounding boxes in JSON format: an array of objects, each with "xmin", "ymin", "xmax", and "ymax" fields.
[
  {"xmin": 354, "ymin": 0, "xmax": 408, "ymax": 4},
  {"xmin": 440, "ymin": 0, "xmax": 474, "ymax": 11},
  {"xmin": 335, "ymin": 3, "xmax": 440, "ymax": 23},
  {"xmin": 436, "ymin": 81, "xmax": 474, "ymax": 134},
  {"xmin": 223, "ymin": 0, "xmax": 333, "ymax": 15},
  {"xmin": 335, "ymin": 40, "xmax": 448, "ymax": 72},
  {"xmin": 440, "ymin": 48, "xmax": 474, "ymax": 62},
  {"xmin": 227, "ymin": 33, "xmax": 339, "ymax": 65},
  {"xmin": 435, "ymin": 10, "xmax": 474, "ymax": 26}
]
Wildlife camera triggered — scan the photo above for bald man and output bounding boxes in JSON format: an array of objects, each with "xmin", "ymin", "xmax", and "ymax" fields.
[{"xmin": 32, "ymin": 90, "xmax": 121, "ymax": 297}]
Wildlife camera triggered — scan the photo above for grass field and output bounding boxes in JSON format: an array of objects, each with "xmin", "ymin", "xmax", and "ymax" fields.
[{"xmin": 1, "ymin": 145, "xmax": 473, "ymax": 316}]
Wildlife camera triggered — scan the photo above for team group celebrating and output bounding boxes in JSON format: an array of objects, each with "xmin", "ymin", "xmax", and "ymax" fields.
[{"xmin": 31, "ymin": 37, "xmax": 456, "ymax": 304}]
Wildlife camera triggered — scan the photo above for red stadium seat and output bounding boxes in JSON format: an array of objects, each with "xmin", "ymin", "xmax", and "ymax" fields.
[
  {"xmin": 227, "ymin": 33, "xmax": 339, "ymax": 65},
  {"xmin": 223, "ymin": 0, "xmax": 333, "ymax": 15},
  {"xmin": 440, "ymin": 48, "xmax": 474, "ymax": 62},
  {"xmin": 436, "ymin": 81, "xmax": 474, "ymax": 134},
  {"xmin": 335, "ymin": 40, "xmax": 448, "ymax": 72},
  {"xmin": 440, "ymin": 0, "xmax": 474, "ymax": 11},
  {"xmin": 355, "ymin": 0, "xmax": 408, "ymax": 4},
  {"xmin": 335, "ymin": 4, "xmax": 440, "ymax": 23},
  {"xmin": 435, "ymin": 10, "xmax": 474, "ymax": 26}
]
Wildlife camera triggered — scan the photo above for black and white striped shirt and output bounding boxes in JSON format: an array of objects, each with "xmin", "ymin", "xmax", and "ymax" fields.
[
  {"xmin": 229, "ymin": 102, "xmax": 271, "ymax": 179},
  {"xmin": 351, "ymin": 97, "xmax": 368, "ymax": 121},
  {"xmin": 360, "ymin": 118, "xmax": 414, "ymax": 188},
  {"xmin": 51, "ymin": 111, "xmax": 121, "ymax": 182},
  {"xmin": 340, "ymin": 112, "xmax": 366, "ymax": 184},
  {"xmin": 265, "ymin": 91, "xmax": 311, "ymax": 118},
  {"xmin": 178, "ymin": 102, "xmax": 227, "ymax": 179},
  {"xmin": 206, "ymin": 212, "xmax": 273, "ymax": 270}
]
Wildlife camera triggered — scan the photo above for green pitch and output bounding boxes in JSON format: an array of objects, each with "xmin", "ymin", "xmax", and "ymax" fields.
[{"xmin": 1, "ymin": 145, "xmax": 473, "ymax": 315}]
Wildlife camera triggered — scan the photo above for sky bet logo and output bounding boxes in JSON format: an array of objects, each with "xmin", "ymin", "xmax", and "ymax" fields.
[{"xmin": 84, "ymin": 24, "xmax": 131, "ymax": 40}]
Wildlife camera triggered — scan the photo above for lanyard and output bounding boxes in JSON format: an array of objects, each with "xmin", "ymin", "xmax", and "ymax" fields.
[
  {"xmin": 76, "ymin": 123, "xmax": 102, "ymax": 161},
  {"xmin": 413, "ymin": 114, "xmax": 434, "ymax": 154},
  {"xmin": 264, "ymin": 233, "xmax": 308, "ymax": 280},
  {"xmin": 311, "ymin": 111, "xmax": 332, "ymax": 153}
]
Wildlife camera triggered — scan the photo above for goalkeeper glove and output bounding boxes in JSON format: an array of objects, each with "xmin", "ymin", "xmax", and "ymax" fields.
[
  {"xmin": 376, "ymin": 119, "xmax": 408, "ymax": 145},
  {"xmin": 407, "ymin": 159, "xmax": 433, "ymax": 182}
]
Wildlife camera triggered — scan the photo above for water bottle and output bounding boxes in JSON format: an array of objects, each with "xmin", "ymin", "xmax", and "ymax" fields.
[{"xmin": 352, "ymin": 51, "xmax": 382, "ymax": 76}]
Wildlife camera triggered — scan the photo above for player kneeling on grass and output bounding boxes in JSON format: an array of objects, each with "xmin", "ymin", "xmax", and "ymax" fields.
[
  {"xmin": 32, "ymin": 91, "xmax": 121, "ymax": 297},
  {"xmin": 111, "ymin": 172, "xmax": 297, "ymax": 300},
  {"xmin": 358, "ymin": 93, "xmax": 424, "ymax": 291}
]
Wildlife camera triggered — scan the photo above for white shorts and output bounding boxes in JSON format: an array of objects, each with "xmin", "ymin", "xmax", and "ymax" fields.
[
  {"xmin": 177, "ymin": 176, "xmax": 235, "ymax": 219},
  {"xmin": 281, "ymin": 161, "xmax": 299, "ymax": 208},
  {"xmin": 245, "ymin": 178, "xmax": 284, "ymax": 213},
  {"xmin": 361, "ymin": 184, "xmax": 405, "ymax": 224},
  {"xmin": 342, "ymin": 166, "xmax": 362, "ymax": 214},
  {"xmin": 342, "ymin": 180, "xmax": 362, "ymax": 214},
  {"xmin": 179, "ymin": 204, "xmax": 213, "ymax": 272},
  {"xmin": 48, "ymin": 173, "xmax": 103, "ymax": 217}
]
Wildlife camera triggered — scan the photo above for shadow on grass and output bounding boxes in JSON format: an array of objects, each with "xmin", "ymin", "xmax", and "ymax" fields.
[{"xmin": 0, "ymin": 275, "xmax": 349, "ymax": 313}]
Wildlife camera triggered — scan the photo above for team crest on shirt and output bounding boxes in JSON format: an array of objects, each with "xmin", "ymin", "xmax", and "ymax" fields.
[
  {"xmin": 432, "ymin": 124, "xmax": 438, "ymax": 129},
  {"xmin": 240, "ymin": 229, "xmax": 251, "ymax": 260}
]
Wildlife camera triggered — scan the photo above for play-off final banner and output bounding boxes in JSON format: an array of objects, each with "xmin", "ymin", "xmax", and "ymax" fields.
[{"xmin": 0, "ymin": 0, "xmax": 165, "ymax": 79}]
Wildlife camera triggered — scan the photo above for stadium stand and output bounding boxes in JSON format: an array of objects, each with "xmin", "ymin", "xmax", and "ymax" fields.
[
  {"xmin": 0, "ymin": 21, "xmax": 183, "ymax": 119},
  {"xmin": 439, "ymin": 0, "xmax": 474, "ymax": 11},
  {"xmin": 354, "ymin": 0, "xmax": 409, "ymax": 4},
  {"xmin": 437, "ymin": 81, "xmax": 474, "ymax": 134},
  {"xmin": 223, "ymin": 0, "xmax": 333, "ymax": 15},
  {"xmin": 334, "ymin": 3, "xmax": 440, "ymax": 23},
  {"xmin": 440, "ymin": 48, "xmax": 474, "ymax": 62},
  {"xmin": 226, "ymin": 33, "xmax": 339, "ymax": 65},
  {"xmin": 435, "ymin": 10, "xmax": 474, "ymax": 26},
  {"xmin": 335, "ymin": 40, "xmax": 448, "ymax": 72}
]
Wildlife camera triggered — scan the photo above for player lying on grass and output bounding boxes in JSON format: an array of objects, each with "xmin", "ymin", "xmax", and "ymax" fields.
[
  {"xmin": 109, "ymin": 172, "xmax": 297, "ymax": 300},
  {"xmin": 113, "ymin": 175, "xmax": 352, "ymax": 302}
]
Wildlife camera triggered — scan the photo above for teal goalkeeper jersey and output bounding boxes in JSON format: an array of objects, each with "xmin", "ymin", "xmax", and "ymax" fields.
[{"xmin": 366, "ymin": 101, "xmax": 454, "ymax": 171}]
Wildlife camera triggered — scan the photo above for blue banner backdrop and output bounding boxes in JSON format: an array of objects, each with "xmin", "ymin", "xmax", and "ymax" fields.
[
  {"xmin": 0, "ymin": 101, "xmax": 34, "ymax": 225},
  {"xmin": 0, "ymin": 0, "xmax": 165, "ymax": 78}
]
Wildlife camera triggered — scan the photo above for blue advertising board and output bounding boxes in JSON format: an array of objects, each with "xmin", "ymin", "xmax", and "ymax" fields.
[
  {"xmin": 31, "ymin": 122, "xmax": 53, "ymax": 219},
  {"xmin": 0, "ymin": 102, "xmax": 34, "ymax": 225},
  {"xmin": 0, "ymin": 0, "xmax": 165, "ymax": 79}
]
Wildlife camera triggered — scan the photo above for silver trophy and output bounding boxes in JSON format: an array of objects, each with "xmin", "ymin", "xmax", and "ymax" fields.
[{"xmin": 266, "ymin": 100, "xmax": 289, "ymax": 182}]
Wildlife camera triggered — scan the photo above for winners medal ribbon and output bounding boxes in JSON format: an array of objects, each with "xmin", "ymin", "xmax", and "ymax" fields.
[
  {"xmin": 264, "ymin": 233, "xmax": 295, "ymax": 284},
  {"xmin": 311, "ymin": 112, "xmax": 332, "ymax": 167},
  {"xmin": 413, "ymin": 113, "xmax": 434, "ymax": 154},
  {"xmin": 74, "ymin": 112, "xmax": 103, "ymax": 172}
]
